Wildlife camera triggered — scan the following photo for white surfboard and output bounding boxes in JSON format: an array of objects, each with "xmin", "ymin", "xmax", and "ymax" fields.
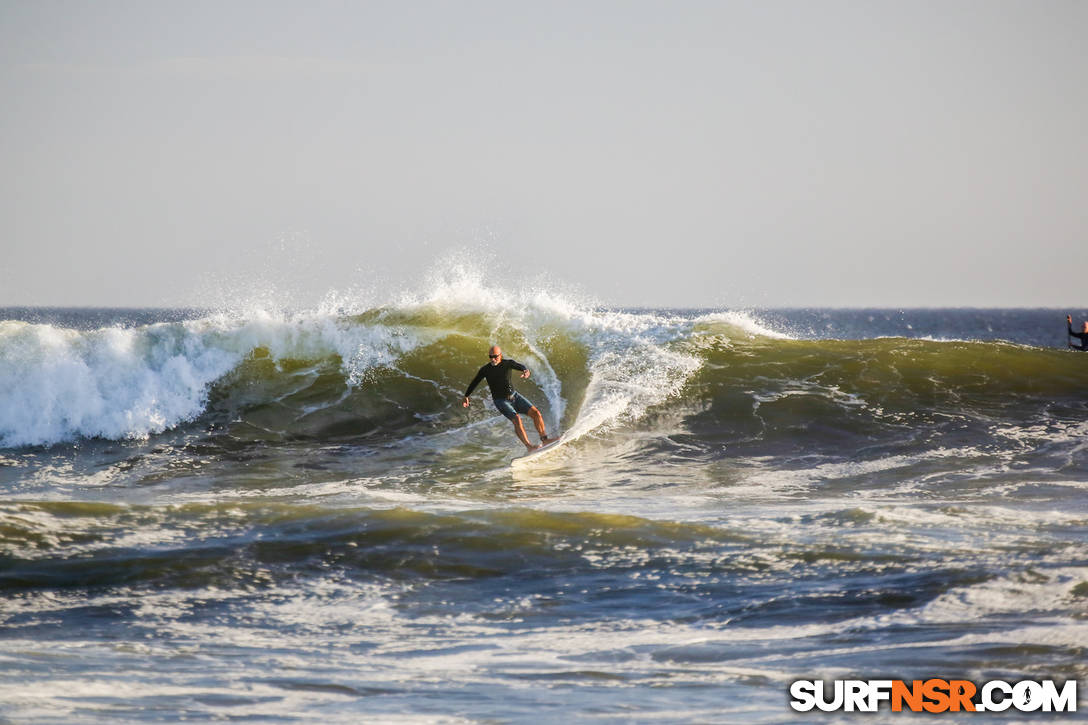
[{"xmin": 511, "ymin": 434, "xmax": 565, "ymax": 465}]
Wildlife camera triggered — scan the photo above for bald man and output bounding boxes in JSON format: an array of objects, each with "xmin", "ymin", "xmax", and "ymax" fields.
[
  {"xmin": 1069, "ymin": 315, "xmax": 1088, "ymax": 351},
  {"xmin": 462, "ymin": 346, "xmax": 556, "ymax": 451}
]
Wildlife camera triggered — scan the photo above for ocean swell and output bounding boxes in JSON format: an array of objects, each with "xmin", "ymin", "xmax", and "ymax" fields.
[{"xmin": 3, "ymin": 291, "xmax": 1086, "ymax": 452}]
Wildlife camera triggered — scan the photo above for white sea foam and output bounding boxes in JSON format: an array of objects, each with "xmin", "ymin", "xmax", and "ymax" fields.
[
  {"xmin": 0, "ymin": 319, "xmax": 237, "ymax": 448},
  {"xmin": 0, "ymin": 308, "xmax": 439, "ymax": 447},
  {"xmin": 1, "ymin": 559, "xmax": 1083, "ymax": 722}
]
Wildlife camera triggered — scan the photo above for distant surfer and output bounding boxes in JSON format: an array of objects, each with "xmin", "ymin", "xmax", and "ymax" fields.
[
  {"xmin": 462, "ymin": 346, "xmax": 556, "ymax": 451},
  {"xmin": 1068, "ymin": 315, "xmax": 1088, "ymax": 351}
]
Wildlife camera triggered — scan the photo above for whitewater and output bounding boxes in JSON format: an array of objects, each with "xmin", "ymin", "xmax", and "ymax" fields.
[{"xmin": 1, "ymin": 274, "xmax": 1086, "ymax": 722}]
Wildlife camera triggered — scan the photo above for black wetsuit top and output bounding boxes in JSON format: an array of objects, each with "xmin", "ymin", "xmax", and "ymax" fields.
[
  {"xmin": 465, "ymin": 359, "xmax": 527, "ymax": 400},
  {"xmin": 1070, "ymin": 323, "xmax": 1088, "ymax": 351}
]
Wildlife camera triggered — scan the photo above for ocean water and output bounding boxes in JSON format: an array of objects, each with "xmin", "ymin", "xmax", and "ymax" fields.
[{"xmin": 1, "ymin": 280, "xmax": 1087, "ymax": 722}]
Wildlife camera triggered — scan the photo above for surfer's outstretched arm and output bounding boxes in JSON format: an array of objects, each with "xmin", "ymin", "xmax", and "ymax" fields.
[
  {"xmin": 463, "ymin": 367, "xmax": 487, "ymax": 406},
  {"xmin": 1067, "ymin": 315, "xmax": 1088, "ymax": 350}
]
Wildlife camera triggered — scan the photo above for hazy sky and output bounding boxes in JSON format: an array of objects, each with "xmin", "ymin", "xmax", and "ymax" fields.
[{"xmin": 2, "ymin": 0, "xmax": 1086, "ymax": 308}]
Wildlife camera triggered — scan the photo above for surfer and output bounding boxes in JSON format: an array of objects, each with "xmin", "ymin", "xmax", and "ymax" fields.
[
  {"xmin": 1068, "ymin": 315, "xmax": 1088, "ymax": 351},
  {"xmin": 462, "ymin": 346, "xmax": 556, "ymax": 451}
]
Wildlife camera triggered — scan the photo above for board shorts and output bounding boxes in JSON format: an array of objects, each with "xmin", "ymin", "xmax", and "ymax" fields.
[{"xmin": 493, "ymin": 392, "xmax": 534, "ymax": 421}]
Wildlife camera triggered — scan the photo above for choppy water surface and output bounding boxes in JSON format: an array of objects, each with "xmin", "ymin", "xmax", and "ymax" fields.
[{"xmin": 1, "ymin": 282, "xmax": 1086, "ymax": 722}]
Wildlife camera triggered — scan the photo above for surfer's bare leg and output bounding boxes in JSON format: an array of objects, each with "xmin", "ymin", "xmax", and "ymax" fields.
[
  {"xmin": 513, "ymin": 417, "xmax": 537, "ymax": 451},
  {"xmin": 527, "ymin": 407, "xmax": 551, "ymax": 442}
]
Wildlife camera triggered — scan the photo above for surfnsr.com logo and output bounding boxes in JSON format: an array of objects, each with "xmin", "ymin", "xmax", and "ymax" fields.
[{"xmin": 789, "ymin": 679, "xmax": 1078, "ymax": 713}]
